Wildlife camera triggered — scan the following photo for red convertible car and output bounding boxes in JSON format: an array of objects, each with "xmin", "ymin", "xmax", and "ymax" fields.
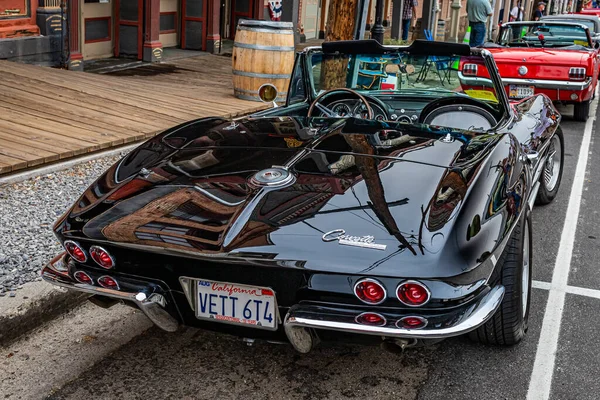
[{"xmin": 460, "ymin": 22, "xmax": 599, "ymax": 121}]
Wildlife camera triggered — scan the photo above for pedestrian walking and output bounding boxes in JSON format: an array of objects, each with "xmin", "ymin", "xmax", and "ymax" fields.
[
  {"xmin": 466, "ymin": 0, "xmax": 493, "ymax": 46},
  {"xmin": 533, "ymin": 2, "xmax": 546, "ymax": 20},
  {"xmin": 402, "ymin": 0, "xmax": 418, "ymax": 41}
]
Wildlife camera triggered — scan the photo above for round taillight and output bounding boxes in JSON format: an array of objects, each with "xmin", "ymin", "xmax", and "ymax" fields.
[
  {"xmin": 89, "ymin": 246, "xmax": 115, "ymax": 269},
  {"xmin": 355, "ymin": 312, "xmax": 387, "ymax": 326},
  {"xmin": 98, "ymin": 275, "xmax": 119, "ymax": 290},
  {"xmin": 73, "ymin": 271, "xmax": 93, "ymax": 285},
  {"xmin": 396, "ymin": 281, "xmax": 431, "ymax": 307},
  {"xmin": 396, "ymin": 316, "xmax": 428, "ymax": 329},
  {"xmin": 64, "ymin": 240, "xmax": 87, "ymax": 263},
  {"xmin": 354, "ymin": 278, "xmax": 387, "ymax": 305}
]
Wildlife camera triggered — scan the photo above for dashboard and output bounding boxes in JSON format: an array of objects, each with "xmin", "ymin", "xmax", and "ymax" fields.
[
  {"xmin": 316, "ymin": 92, "xmax": 500, "ymax": 131},
  {"xmin": 321, "ymin": 96, "xmax": 424, "ymax": 123}
]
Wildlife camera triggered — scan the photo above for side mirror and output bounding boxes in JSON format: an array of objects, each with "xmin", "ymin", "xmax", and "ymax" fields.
[
  {"xmin": 258, "ymin": 84, "xmax": 279, "ymax": 107},
  {"xmin": 595, "ymin": 41, "xmax": 600, "ymax": 49}
]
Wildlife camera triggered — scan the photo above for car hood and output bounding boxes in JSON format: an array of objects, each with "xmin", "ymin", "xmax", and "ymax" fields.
[{"xmin": 55, "ymin": 116, "xmax": 513, "ymax": 278}]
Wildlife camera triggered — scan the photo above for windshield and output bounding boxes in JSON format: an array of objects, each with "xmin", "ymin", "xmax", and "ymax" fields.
[
  {"xmin": 498, "ymin": 23, "xmax": 590, "ymax": 48},
  {"xmin": 308, "ymin": 52, "xmax": 501, "ymax": 104},
  {"xmin": 543, "ymin": 18, "xmax": 595, "ymax": 32}
]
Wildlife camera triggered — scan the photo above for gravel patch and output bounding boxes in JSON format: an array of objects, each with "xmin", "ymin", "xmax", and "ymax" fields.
[{"xmin": 0, "ymin": 154, "xmax": 126, "ymax": 296}]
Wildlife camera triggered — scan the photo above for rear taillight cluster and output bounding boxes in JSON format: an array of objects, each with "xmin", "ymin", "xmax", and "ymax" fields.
[
  {"xmin": 462, "ymin": 63, "xmax": 478, "ymax": 76},
  {"xmin": 62, "ymin": 241, "xmax": 115, "ymax": 269},
  {"xmin": 353, "ymin": 278, "xmax": 431, "ymax": 330},
  {"xmin": 353, "ymin": 278, "xmax": 431, "ymax": 306},
  {"xmin": 569, "ymin": 67, "xmax": 586, "ymax": 81}
]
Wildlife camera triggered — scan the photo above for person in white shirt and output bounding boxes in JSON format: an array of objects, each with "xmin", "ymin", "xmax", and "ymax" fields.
[{"xmin": 510, "ymin": 2, "xmax": 524, "ymax": 21}]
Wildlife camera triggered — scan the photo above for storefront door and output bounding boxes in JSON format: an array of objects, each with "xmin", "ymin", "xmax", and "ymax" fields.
[
  {"xmin": 230, "ymin": 0, "xmax": 253, "ymax": 37},
  {"xmin": 82, "ymin": 0, "xmax": 114, "ymax": 60},
  {"xmin": 114, "ymin": 0, "xmax": 143, "ymax": 58},
  {"xmin": 302, "ymin": 0, "xmax": 320, "ymax": 39},
  {"xmin": 181, "ymin": 0, "xmax": 207, "ymax": 50},
  {"xmin": 159, "ymin": 0, "xmax": 179, "ymax": 47}
]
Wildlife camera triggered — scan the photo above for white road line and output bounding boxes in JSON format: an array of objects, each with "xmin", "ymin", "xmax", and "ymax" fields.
[
  {"xmin": 527, "ymin": 97, "xmax": 599, "ymax": 400},
  {"xmin": 533, "ymin": 280, "xmax": 600, "ymax": 301}
]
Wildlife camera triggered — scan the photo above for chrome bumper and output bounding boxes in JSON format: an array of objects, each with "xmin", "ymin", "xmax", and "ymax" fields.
[
  {"xmin": 41, "ymin": 253, "xmax": 179, "ymax": 332},
  {"xmin": 284, "ymin": 285, "xmax": 504, "ymax": 350},
  {"xmin": 459, "ymin": 72, "xmax": 592, "ymax": 91}
]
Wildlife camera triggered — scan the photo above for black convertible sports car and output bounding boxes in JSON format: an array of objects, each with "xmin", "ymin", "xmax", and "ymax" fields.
[{"xmin": 43, "ymin": 40, "xmax": 564, "ymax": 352}]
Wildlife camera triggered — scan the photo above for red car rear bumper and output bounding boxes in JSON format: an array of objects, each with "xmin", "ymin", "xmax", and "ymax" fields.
[{"xmin": 459, "ymin": 73, "xmax": 594, "ymax": 103}]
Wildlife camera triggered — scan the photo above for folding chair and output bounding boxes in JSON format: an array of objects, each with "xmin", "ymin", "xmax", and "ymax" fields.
[{"xmin": 415, "ymin": 30, "xmax": 453, "ymax": 85}]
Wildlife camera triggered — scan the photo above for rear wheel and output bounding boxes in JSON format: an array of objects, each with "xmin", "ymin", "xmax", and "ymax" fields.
[
  {"xmin": 469, "ymin": 213, "xmax": 532, "ymax": 345},
  {"xmin": 574, "ymin": 100, "xmax": 590, "ymax": 122},
  {"xmin": 536, "ymin": 127, "xmax": 564, "ymax": 205}
]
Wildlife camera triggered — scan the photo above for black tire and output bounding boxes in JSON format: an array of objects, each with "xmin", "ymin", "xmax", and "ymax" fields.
[
  {"xmin": 574, "ymin": 101, "xmax": 590, "ymax": 122},
  {"xmin": 536, "ymin": 127, "xmax": 564, "ymax": 205},
  {"xmin": 469, "ymin": 212, "xmax": 532, "ymax": 345}
]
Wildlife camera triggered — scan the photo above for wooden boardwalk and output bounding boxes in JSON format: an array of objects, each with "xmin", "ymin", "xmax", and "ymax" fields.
[{"xmin": 0, "ymin": 54, "xmax": 267, "ymax": 175}]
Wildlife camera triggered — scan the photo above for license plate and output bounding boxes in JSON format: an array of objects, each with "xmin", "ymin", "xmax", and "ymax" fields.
[
  {"xmin": 195, "ymin": 279, "xmax": 278, "ymax": 330},
  {"xmin": 509, "ymin": 84, "xmax": 534, "ymax": 99}
]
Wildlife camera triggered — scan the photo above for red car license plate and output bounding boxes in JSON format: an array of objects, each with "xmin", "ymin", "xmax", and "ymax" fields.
[
  {"xmin": 195, "ymin": 279, "xmax": 278, "ymax": 330},
  {"xmin": 509, "ymin": 84, "xmax": 534, "ymax": 99}
]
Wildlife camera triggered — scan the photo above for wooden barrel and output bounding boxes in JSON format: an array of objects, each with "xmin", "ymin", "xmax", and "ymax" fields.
[{"xmin": 232, "ymin": 19, "xmax": 295, "ymax": 103}]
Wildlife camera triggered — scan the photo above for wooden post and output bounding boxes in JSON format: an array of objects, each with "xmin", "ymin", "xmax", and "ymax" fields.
[
  {"xmin": 142, "ymin": 0, "xmax": 163, "ymax": 62},
  {"xmin": 366, "ymin": 0, "xmax": 373, "ymax": 29},
  {"xmin": 319, "ymin": 0, "xmax": 327, "ymax": 38},
  {"xmin": 207, "ymin": 0, "xmax": 221, "ymax": 53},
  {"xmin": 383, "ymin": 0, "xmax": 391, "ymax": 26},
  {"xmin": 320, "ymin": 0, "xmax": 359, "ymax": 89},
  {"xmin": 67, "ymin": 0, "xmax": 83, "ymax": 70}
]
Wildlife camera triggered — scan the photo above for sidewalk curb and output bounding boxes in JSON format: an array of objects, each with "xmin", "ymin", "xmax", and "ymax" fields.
[{"xmin": 0, "ymin": 281, "xmax": 89, "ymax": 346}]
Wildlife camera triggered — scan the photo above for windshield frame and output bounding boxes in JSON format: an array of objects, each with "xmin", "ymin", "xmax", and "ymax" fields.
[
  {"xmin": 497, "ymin": 21, "xmax": 594, "ymax": 48},
  {"xmin": 300, "ymin": 44, "xmax": 512, "ymax": 124}
]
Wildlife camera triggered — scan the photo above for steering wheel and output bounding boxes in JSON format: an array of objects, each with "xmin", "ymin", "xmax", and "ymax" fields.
[{"xmin": 307, "ymin": 88, "xmax": 374, "ymax": 119}]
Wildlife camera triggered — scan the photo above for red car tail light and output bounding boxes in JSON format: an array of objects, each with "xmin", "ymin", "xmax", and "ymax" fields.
[
  {"xmin": 98, "ymin": 275, "xmax": 120, "ymax": 290},
  {"xmin": 396, "ymin": 281, "xmax": 431, "ymax": 307},
  {"xmin": 354, "ymin": 278, "xmax": 387, "ymax": 305},
  {"xmin": 73, "ymin": 271, "xmax": 93, "ymax": 285},
  {"xmin": 355, "ymin": 312, "xmax": 387, "ymax": 326},
  {"xmin": 569, "ymin": 67, "xmax": 586, "ymax": 81},
  {"xmin": 89, "ymin": 246, "xmax": 115, "ymax": 269},
  {"xmin": 64, "ymin": 240, "xmax": 87, "ymax": 263},
  {"xmin": 462, "ymin": 63, "xmax": 478, "ymax": 76},
  {"xmin": 396, "ymin": 316, "xmax": 428, "ymax": 329}
]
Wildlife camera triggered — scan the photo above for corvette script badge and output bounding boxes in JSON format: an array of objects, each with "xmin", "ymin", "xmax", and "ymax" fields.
[{"xmin": 322, "ymin": 229, "xmax": 387, "ymax": 250}]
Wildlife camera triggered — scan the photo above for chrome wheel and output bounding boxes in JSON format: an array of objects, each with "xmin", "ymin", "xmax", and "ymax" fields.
[
  {"xmin": 521, "ymin": 221, "xmax": 531, "ymax": 317},
  {"xmin": 543, "ymin": 135, "xmax": 561, "ymax": 192}
]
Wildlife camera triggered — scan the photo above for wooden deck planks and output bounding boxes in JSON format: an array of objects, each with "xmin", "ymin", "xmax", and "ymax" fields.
[{"xmin": 0, "ymin": 54, "xmax": 266, "ymax": 175}]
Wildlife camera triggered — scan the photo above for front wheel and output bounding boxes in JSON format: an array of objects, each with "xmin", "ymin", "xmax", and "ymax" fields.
[
  {"xmin": 536, "ymin": 127, "xmax": 564, "ymax": 205},
  {"xmin": 574, "ymin": 100, "xmax": 590, "ymax": 122},
  {"xmin": 469, "ymin": 212, "xmax": 532, "ymax": 345}
]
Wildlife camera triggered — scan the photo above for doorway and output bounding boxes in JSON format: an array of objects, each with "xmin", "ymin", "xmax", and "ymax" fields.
[
  {"xmin": 181, "ymin": 0, "xmax": 208, "ymax": 50},
  {"xmin": 302, "ymin": 0, "xmax": 320, "ymax": 39},
  {"xmin": 114, "ymin": 0, "xmax": 144, "ymax": 59}
]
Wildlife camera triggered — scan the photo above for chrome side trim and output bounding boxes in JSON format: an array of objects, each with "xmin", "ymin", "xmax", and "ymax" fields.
[
  {"xmin": 42, "ymin": 253, "xmax": 178, "ymax": 332},
  {"xmin": 459, "ymin": 72, "xmax": 592, "ymax": 91},
  {"xmin": 284, "ymin": 285, "xmax": 505, "ymax": 340}
]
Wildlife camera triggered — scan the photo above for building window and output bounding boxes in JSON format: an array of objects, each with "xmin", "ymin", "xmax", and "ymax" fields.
[
  {"xmin": 85, "ymin": 17, "xmax": 111, "ymax": 43},
  {"xmin": 160, "ymin": 12, "xmax": 177, "ymax": 34}
]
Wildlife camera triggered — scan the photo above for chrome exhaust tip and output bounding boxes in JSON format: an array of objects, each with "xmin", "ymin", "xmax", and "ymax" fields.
[{"xmin": 284, "ymin": 325, "xmax": 319, "ymax": 354}]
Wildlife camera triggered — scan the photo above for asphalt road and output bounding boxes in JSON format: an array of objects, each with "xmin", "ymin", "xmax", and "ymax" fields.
[{"xmin": 3, "ymin": 103, "xmax": 599, "ymax": 400}]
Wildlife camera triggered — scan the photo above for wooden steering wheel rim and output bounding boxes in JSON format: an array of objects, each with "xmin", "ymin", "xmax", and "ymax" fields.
[{"xmin": 307, "ymin": 88, "xmax": 374, "ymax": 119}]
